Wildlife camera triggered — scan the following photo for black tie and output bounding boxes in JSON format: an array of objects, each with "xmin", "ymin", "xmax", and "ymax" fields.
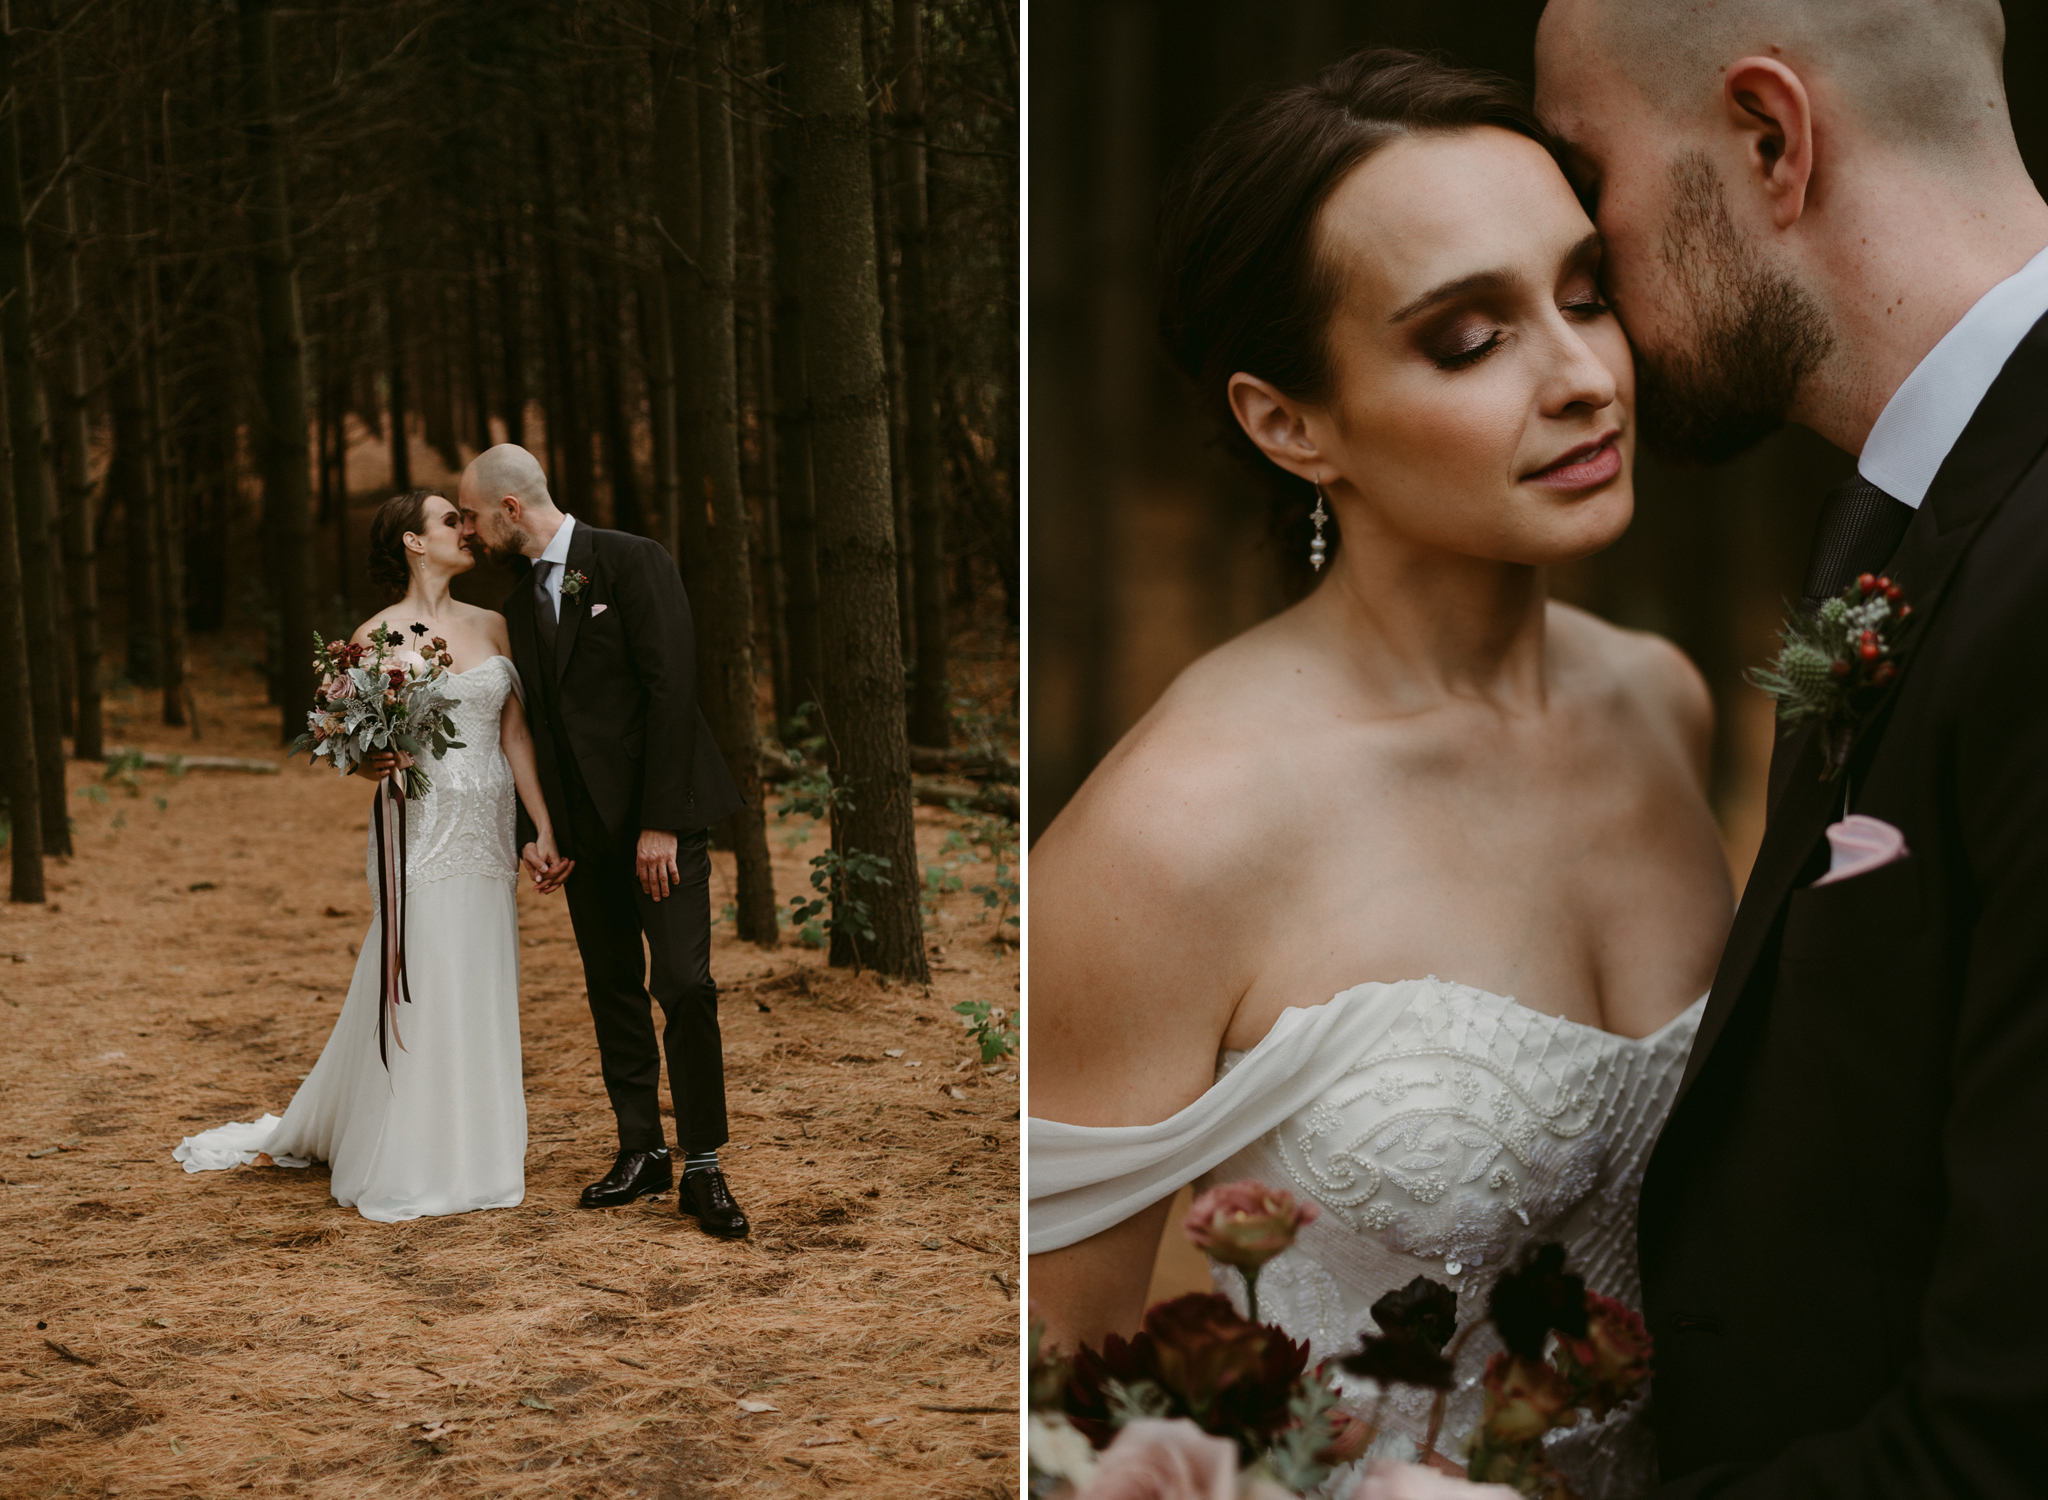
[
  {"xmin": 1799, "ymin": 476, "xmax": 1915, "ymax": 614},
  {"xmin": 534, "ymin": 560, "xmax": 558, "ymax": 655}
]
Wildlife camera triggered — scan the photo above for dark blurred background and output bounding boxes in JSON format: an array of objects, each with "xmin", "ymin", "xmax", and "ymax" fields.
[{"xmin": 1028, "ymin": 0, "xmax": 2048, "ymax": 889}]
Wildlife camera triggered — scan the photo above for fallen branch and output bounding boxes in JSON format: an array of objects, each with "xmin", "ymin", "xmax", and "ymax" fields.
[
  {"xmin": 914, "ymin": 778, "xmax": 1017, "ymax": 819},
  {"xmin": 43, "ymin": 1338, "xmax": 96, "ymax": 1367},
  {"xmin": 101, "ymin": 747, "xmax": 281, "ymax": 776},
  {"xmin": 916, "ymin": 1402, "xmax": 1017, "ymax": 1414}
]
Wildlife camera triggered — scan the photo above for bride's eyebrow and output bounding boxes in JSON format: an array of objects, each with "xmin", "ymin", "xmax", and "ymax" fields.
[
  {"xmin": 1387, "ymin": 267, "xmax": 1515, "ymax": 325},
  {"xmin": 1558, "ymin": 230, "xmax": 1604, "ymax": 279}
]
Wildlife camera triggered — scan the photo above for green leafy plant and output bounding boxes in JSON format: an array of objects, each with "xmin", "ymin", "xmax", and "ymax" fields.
[
  {"xmin": 944, "ymin": 801, "xmax": 1020, "ymax": 935},
  {"xmin": 789, "ymin": 846, "xmax": 894, "ymax": 966},
  {"xmin": 102, "ymin": 749, "xmax": 147, "ymax": 797},
  {"xmin": 952, "ymin": 999, "xmax": 1017, "ymax": 1064}
]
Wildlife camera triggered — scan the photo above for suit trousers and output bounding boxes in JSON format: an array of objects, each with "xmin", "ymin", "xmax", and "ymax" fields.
[{"xmin": 554, "ymin": 750, "xmax": 728, "ymax": 1155}]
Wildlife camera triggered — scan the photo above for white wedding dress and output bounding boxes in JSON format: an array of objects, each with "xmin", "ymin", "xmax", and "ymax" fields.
[
  {"xmin": 174, "ymin": 655, "xmax": 529, "ymax": 1223},
  {"xmin": 1028, "ymin": 975, "xmax": 1704, "ymax": 1497}
]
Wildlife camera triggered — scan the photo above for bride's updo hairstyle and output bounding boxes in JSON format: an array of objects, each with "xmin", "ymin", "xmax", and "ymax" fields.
[
  {"xmin": 1157, "ymin": 49, "xmax": 1550, "ymax": 591},
  {"xmin": 367, "ymin": 489, "xmax": 437, "ymax": 598}
]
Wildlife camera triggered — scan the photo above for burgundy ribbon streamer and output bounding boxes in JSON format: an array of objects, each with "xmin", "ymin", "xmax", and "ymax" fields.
[{"xmin": 370, "ymin": 773, "xmax": 413, "ymax": 1067}]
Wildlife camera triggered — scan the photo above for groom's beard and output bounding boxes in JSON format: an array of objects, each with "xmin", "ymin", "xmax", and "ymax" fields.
[{"xmin": 1630, "ymin": 152, "xmax": 1835, "ymax": 467}]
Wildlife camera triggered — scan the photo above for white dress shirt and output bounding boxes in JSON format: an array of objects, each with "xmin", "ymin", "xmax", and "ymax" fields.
[
  {"xmin": 534, "ymin": 512, "xmax": 577, "ymax": 617},
  {"xmin": 1859, "ymin": 242, "xmax": 2048, "ymax": 508}
]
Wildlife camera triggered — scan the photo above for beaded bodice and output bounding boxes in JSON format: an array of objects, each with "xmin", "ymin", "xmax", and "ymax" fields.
[
  {"xmin": 361, "ymin": 656, "xmax": 520, "ymax": 891},
  {"xmin": 1206, "ymin": 977, "xmax": 1702, "ymax": 1494}
]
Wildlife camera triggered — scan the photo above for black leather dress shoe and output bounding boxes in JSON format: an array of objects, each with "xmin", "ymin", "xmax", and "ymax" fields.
[
  {"xmin": 579, "ymin": 1148, "xmax": 672, "ymax": 1208},
  {"xmin": 678, "ymin": 1168, "xmax": 750, "ymax": 1239}
]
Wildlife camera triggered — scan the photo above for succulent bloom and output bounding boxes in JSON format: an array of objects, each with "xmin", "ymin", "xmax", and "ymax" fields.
[
  {"xmin": 1477, "ymin": 1351, "xmax": 1577, "ymax": 1446},
  {"xmin": 1072, "ymin": 1419, "xmax": 1238, "ymax": 1500},
  {"xmin": 1184, "ymin": 1180, "xmax": 1319, "ymax": 1273},
  {"xmin": 1554, "ymin": 1294, "xmax": 1652, "ymax": 1417},
  {"xmin": 1486, "ymin": 1243, "xmax": 1587, "ymax": 1361}
]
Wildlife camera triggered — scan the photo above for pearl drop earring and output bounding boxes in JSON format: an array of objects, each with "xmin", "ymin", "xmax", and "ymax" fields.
[{"xmin": 1309, "ymin": 482, "xmax": 1330, "ymax": 572}]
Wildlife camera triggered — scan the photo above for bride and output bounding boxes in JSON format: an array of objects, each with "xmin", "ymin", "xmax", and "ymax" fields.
[
  {"xmin": 174, "ymin": 489, "xmax": 566, "ymax": 1222},
  {"xmin": 1027, "ymin": 50, "xmax": 1732, "ymax": 1491}
]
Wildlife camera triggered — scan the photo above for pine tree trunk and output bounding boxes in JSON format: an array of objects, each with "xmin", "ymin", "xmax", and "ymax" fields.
[
  {"xmin": 143, "ymin": 116, "xmax": 186, "ymax": 729},
  {"xmin": 0, "ymin": 9, "xmax": 69, "ymax": 856},
  {"xmin": 386, "ymin": 266, "xmax": 410, "ymax": 491},
  {"xmin": 787, "ymin": 0, "xmax": 928, "ymax": 982},
  {"xmin": 891, "ymin": 0, "xmax": 947, "ymax": 746},
  {"xmin": 495, "ymin": 209, "xmax": 527, "ymax": 447},
  {"xmin": 466, "ymin": 249, "xmax": 493, "ymax": 451},
  {"xmin": 691, "ymin": 1, "xmax": 777, "ymax": 945},
  {"xmin": 738, "ymin": 39, "xmax": 792, "ymax": 735},
  {"xmin": 649, "ymin": 2, "xmax": 705, "ymax": 584},
  {"xmin": 764, "ymin": 0, "xmax": 823, "ymax": 728},
  {"xmin": 51, "ymin": 57, "xmax": 101, "ymax": 761},
  {"xmin": 536, "ymin": 128, "xmax": 590, "ymax": 513},
  {"xmin": 640, "ymin": 268, "xmax": 680, "ymax": 558},
  {"xmin": 864, "ymin": 3, "xmax": 915, "ymax": 673},
  {"xmin": 0, "ymin": 353, "xmax": 41, "ymax": 901},
  {"xmin": 593, "ymin": 235, "xmax": 642, "ymax": 534},
  {"xmin": 239, "ymin": 0, "xmax": 315, "ymax": 744}
]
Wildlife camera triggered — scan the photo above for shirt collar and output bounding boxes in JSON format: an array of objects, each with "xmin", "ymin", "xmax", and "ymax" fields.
[
  {"xmin": 1859, "ymin": 242, "xmax": 2048, "ymax": 508},
  {"xmin": 537, "ymin": 512, "xmax": 576, "ymax": 567}
]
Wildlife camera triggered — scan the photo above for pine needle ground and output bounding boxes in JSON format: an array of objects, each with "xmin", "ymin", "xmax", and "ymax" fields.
[{"xmin": 0, "ymin": 644, "xmax": 1021, "ymax": 1499}]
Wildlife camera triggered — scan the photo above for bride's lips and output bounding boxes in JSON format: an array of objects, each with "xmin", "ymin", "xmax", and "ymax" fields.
[{"xmin": 1524, "ymin": 431, "xmax": 1623, "ymax": 490}]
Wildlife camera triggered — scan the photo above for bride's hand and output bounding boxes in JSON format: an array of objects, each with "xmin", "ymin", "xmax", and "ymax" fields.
[
  {"xmin": 354, "ymin": 750, "xmax": 401, "ymax": 781},
  {"xmin": 522, "ymin": 836, "xmax": 573, "ymax": 895}
]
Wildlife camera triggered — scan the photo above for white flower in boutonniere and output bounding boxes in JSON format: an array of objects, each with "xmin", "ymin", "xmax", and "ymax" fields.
[
  {"xmin": 1749, "ymin": 572, "xmax": 1914, "ymax": 781},
  {"xmin": 560, "ymin": 567, "xmax": 590, "ymax": 599}
]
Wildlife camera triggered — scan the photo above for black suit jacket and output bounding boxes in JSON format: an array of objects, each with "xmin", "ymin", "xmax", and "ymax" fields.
[
  {"xmin": 503, "ymin": 521, "xmax": 743, "ymax": 857},
  {"xmin": 1641, "ymin": 314, "xmax": 2048, "ymax": 1495}
]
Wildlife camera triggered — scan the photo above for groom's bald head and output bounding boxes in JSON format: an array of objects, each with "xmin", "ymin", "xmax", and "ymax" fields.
[
  {"xmin": 457, "ymin": 444, "xmax": 563, "ymax": 561},
  {"xmin": 461, "ymin": 443, "xmax": 555, "ymax": 512},
  {"xmin": 1542, "ymin": 0, "xmax": 2010, "ymax": 170}
]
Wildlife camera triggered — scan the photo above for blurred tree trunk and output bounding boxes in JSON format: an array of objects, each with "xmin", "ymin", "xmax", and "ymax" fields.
[
  {"xmin": 787, "ymin": 0, "xmax": 927, "ymax": 981},
  {"xmin": 466, "ymin": 248, "xmax": 492, "ymax": 451},
  {"xmin": 693, "ymin": 0, "xmax": 777, "ymax": 944},
  {"xmin": 423, "ymin": 281, "xmax": 460, "ymax": 472},
  {"xmin": 593, "ymin": 236, "xmax": 642, "ymax": 534},
  {"xmin": 649, "ymin": 3, "xmax": 705, "ymax": 582},
  {"xmin": 0, "ymin": 7, "xmax": 69, "ymax": 855},
  {"xmin": 239, "ymin": 0, "xmax": 315, "ymax": 743},
  {"xmin": 891, "ymin": 0, "xmax": 946, "ymax": 745},
  {"xmin": 741, "ymin": 77, "xmax": 792, "ymax": 732},
  {"xmin": 0, "ymin": 355, "xmax": 41, "ymax": 901},
  {"xmin": 144, "ymin": 100, "xmax": 185, "ymax": 729},
  {"xmin": 51, "ymin": 54, "xmax": 101, "ymax": 761},
  {"xmin": 112, "ymin": 126, "xmax": 159, "ymax": 690},
  {"xmin": 536, "ymin": 127, "xmax": 589, "ymax": 512},
  {"xmin": 765, "ymin": 0, "xmax": 822, "ymax": 727}
]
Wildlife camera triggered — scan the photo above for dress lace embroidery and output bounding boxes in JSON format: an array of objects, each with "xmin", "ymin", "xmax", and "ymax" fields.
[{"xmin": 361, "ymin": 656, "xmax": 519, "ymax": 891}]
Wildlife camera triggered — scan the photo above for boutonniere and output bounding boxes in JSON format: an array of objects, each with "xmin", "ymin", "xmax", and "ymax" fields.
[
  {"xmin": 1750, "ymin": 572, "xmax": 1914, "ymax": 781},
  {"xmin": 559, "ymin": 567, "xmax": 590, "ymax": 600}
]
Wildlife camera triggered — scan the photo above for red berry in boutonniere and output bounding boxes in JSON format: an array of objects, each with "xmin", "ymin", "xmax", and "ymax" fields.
[
  {"xmin": 560, "ymin": 567, "xmax": 590, "ymax": 599},
  {"xmin": 1751, "ymin": 575, "xmax": 1917, "ymax": 780}
]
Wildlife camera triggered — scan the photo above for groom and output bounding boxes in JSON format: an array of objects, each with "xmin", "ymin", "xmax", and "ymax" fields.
[
  {"xmin": 457, "ymin": 444, "xmax": 750, "ymax": 1240},
  {"xmin": 1369, "ymin": 0, "xmax": 2048, "ymax": 1493}
]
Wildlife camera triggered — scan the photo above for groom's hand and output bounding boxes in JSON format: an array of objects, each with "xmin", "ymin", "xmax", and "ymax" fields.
[{"xmin": 637, "ymin": 829, "xmax": 680, "ymax": 901}]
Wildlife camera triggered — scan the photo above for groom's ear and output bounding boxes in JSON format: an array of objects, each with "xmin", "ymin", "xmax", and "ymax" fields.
[
  {"xmin": 1724, "ymin": 58, "xmax": 1814, "ymax": 230},
  {"xmin": 1228, "ymin": 372, "xmax": 1326, "ymax": 481}
]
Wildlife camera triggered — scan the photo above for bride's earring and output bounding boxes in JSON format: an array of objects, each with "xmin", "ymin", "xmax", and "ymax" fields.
[{"xmin": 1309, "ymin": 482, "xmax": 1329, "ymax": 572}]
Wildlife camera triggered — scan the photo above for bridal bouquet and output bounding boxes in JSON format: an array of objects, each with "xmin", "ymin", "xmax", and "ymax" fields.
[
  {"xmin": 288, "ymin": 624, "xmax": 464, "ymax": 799},
  {"xmin": 1029, "ymin": 1181, "xmax": 1652, "ymax": 1500}
]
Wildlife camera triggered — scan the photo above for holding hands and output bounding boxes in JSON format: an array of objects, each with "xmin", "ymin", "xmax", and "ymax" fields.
[{"xmin": 521, "ymin": 834, "xmax": 573, "ymax": 894}]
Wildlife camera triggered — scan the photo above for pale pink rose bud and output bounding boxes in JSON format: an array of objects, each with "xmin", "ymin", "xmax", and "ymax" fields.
[
  {"xmin": 1183, "ymin": 1179, "xmax": 1319, "ymax": 1272},
  {"xmin": 1073, "ymin": 1419, "xmax": 1237, "ymax": 1500},
  {"xmin": 324, "ymin": 674, "xmax": 355, "ymax": 703}
]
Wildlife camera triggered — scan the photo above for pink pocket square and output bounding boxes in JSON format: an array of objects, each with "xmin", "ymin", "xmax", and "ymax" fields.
[
  {"xmin": 1813, "ymin": 814, "xmax": 1909, "ymax": 886},
  {"xmin": 589, "ymin": 603, "xmax": 607, "ymax": 616}
]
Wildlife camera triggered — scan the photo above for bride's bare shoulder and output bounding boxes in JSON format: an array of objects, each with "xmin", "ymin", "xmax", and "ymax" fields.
[{"xmin": 1548, "ymin": 600, "xmax": 1713, "ymax": 781}]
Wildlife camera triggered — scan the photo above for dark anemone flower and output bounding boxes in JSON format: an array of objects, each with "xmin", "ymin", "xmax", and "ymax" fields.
[
  {"xmin": 410, "ymin": 622, "xmax": 428, "ymax": 636},
  {"xmin": 1061, "ymin": 1293, "xmax": 1309, "ymax": 1460},
  {"xmin": 1488, "ymin": 1243, "xmax": 1588, "ymax": 1361},
  {"xmin": 1338, "ymin": 1328, "xmax": 1454, "ymax": 1392},
  {"xmin": 1370, "ymin": 1275, "xmax": 1459, "ymax": 1353}
]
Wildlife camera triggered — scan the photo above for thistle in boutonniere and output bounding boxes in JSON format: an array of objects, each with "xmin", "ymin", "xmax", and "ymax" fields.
[
  {"xmin": 1750, "ymin": 572, "xmax": 1914, "ymax": 780},
  {"xmin": 560, "ymin": 567, "xmax": 590, "ymax": 599}
]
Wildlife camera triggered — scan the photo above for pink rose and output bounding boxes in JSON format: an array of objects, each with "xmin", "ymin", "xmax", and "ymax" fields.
[
  {"xmin": 324, "ymin": 674, "xmax": 356, "ymax": 703},
  {"xmin": 1555, "ymin": 1293, "xmax": 1652, "ymax": 1417},
  {"xmin": 1073, "ymin": 1419, "xmax": 1237, "ymax": 1500},
  {"xmin": 1184, "ymin": 1180, "xmax": 1319, "ymax": 1272}
]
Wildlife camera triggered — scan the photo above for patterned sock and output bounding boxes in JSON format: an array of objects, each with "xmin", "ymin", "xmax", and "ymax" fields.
[{"xmin": 682, "ymin": 1149, "xmax": 720, "ymax": 1177}]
